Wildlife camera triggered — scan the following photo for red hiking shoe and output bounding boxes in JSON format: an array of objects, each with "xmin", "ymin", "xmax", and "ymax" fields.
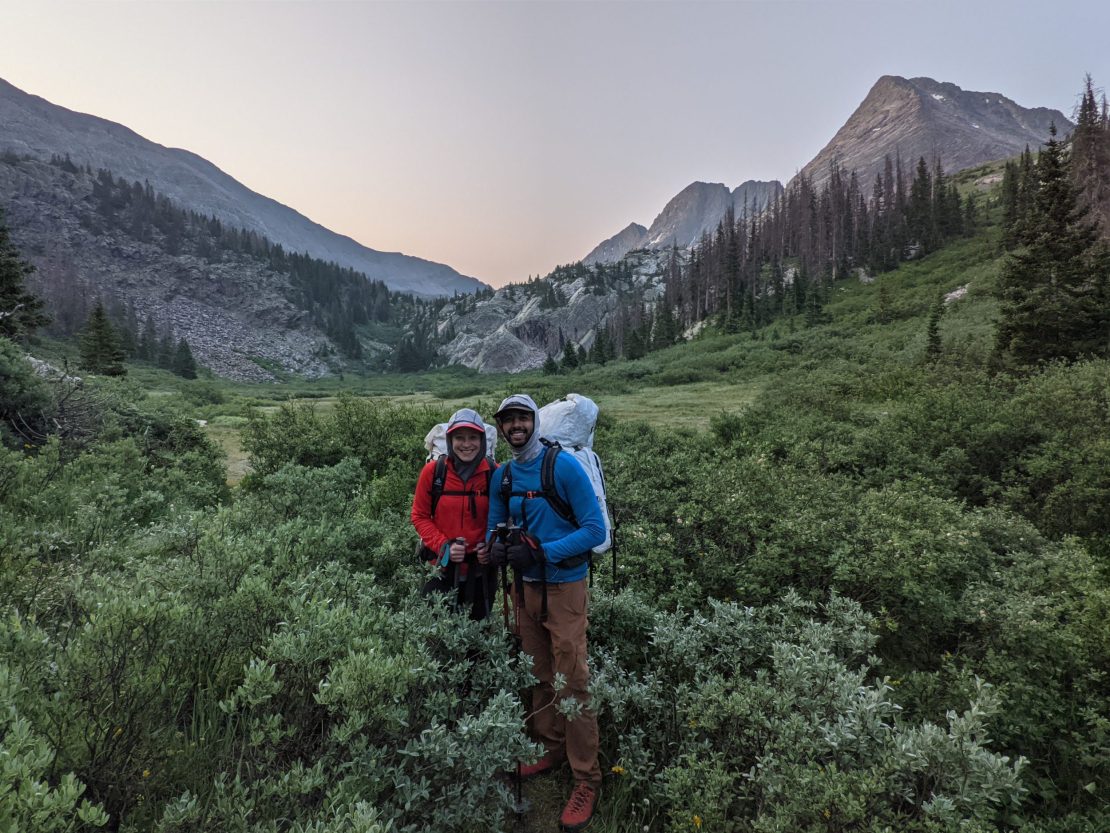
[
  {"xmin": 559, "ymin": 783, "xmax": 598, "ymax": 831},
  {"xmin": 518, "ymin": 752, "xmax": 561, "ymax": 780}
]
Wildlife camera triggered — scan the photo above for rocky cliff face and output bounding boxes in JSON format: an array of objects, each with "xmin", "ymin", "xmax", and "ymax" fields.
[
  {"xmin": 584, "ymin": 179, "xmax": 783, "ymax": 265},
  {"xmin": 582, "ymin": 222, "xmax": 647, "ymax": 266},
  {"xmin": 0, "ymin": 77, "xmax": 485, "ymax": 297},
  {"xmin": 1, "ymin": 156, "xmax": 342, "ymax": 381},
  {"xmin": 795, "ymin": 75, "xmax": 1073, "ymax": 190},
  {"xmin": 438, "ymin": 251, "xmax": 667, "ymax": 373}
]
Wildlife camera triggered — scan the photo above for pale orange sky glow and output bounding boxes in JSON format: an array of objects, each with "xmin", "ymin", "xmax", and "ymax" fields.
[{"xmin": 2, "ymin": 0, "xmax": 1107, "ymax": 287}]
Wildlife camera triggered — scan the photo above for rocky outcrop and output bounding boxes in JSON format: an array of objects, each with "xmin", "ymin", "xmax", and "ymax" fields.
[
  {"xmin": 731, "ymin": 180, "xmax": 783, "ymax": 216},
  {"xmin": 583, "ymin": 222, "xmax": 648, "ymax": 266},
  {"xmin": 0, "ymin": 76, "xmax": 486, "ymax": 297},
  {"xmin": 795, "ymin": 75, "xmax": 1072, "ymax": 190},
  {"xmin": 642, "ymin": 182, "xmax": 734, "ymax": 251},
  {"xmin": 584, "ymin": 180, "xmax": 783, "ymax": 265},
  {"xmin": 439, "ymin": 251, "xmax": 667, "ymax": 373}
]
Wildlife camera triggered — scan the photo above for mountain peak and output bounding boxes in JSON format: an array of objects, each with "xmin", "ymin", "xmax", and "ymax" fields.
[{"xmin": 795, "ymin": 75, "xmax": 1072, "ymax": 190}]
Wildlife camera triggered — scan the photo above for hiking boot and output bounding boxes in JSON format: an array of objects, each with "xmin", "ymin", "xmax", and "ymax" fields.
[
  {"xmin": 518, "ymin": 752, "xmax": 561, "ymax": 780},
  {"xmin": 559, "ymin": 783, "xmax": 598, "ymax": 831}
]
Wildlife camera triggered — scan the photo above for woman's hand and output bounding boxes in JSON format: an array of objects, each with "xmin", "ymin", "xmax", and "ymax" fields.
[
  {"xmin": 449, "ymin": 539, "xmax": 467, "ymax": 563},
  {"xmin": 475, "ymin": 541, "xmax": 490, "ymax": 565}
]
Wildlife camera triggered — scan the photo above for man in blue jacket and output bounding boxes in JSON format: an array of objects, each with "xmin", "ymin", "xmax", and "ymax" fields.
[{"xmin": 483, "ymin": 393, "xmax": 606, "ymax": 831}]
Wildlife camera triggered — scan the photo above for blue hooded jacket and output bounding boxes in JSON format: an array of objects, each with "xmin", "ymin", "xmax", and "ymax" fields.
[{"xmin": 487, "ymin": 394, "xmax": 606, "ymax": 584}]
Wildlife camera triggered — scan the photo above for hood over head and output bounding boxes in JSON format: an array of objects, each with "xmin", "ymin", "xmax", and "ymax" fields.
[
  {"xmin": 494, "ymin": 394, "xmax": 543, "ymax": 463},
  {"xmin": 446, "ymin": 408, "xmax": 487, "ymax": 483}
]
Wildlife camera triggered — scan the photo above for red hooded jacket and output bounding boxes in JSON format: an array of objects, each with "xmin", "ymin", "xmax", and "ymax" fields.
[{"xmin": 411, "ymin": 456, "xmax": 495, "ymax": 561}]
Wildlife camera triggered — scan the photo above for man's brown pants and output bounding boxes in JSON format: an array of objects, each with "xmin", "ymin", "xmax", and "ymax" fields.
[{"xmin": 514, "ymin": 578, "xmax": 602, "ymax": 787}]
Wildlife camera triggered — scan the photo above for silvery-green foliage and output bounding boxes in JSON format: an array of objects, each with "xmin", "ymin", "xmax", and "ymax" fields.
[
  {"xmin": 0, "ymin": 663, "xmax": 109, "ymax": 832},
  {"xmin": 584, "ymin": 592, "xmax": 1023, "ymax": 832}
]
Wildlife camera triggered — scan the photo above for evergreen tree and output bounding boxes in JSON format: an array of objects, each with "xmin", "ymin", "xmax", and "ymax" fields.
[
  {"xmin": 804, "ymin": 282, "xmax": 824, "ymax": 328},
  {"xmin": 653, "ymin": 301, "xmax": 678, "ymax": 349},
  {"xmin": 995, "ymin": 124, "xmax": 1110, "ymax": 365},
  {"xmin": 157, "ymin": 332, "xmax": 175, "ymax": 370},
  {"xmin": 925, "ymin": 294, "xmax": 944, "ymax": 362},
  {"xmin": 173, "ymin": 337, "xmax": 198, "ymax": 379},
  {"xmin": 139, "ymin": 315, "xmax": 158, "ymax": 361},
  {"xmin": 624, "ymin": 329, "xmax": 645, "ymax": 360},
  {"xmin": 78, "ymin": 301, "xmax": 126, "ymax": 376},
  {"xmin": 964, "ymin": 193, "xmax": 978, "ymax": 236},
  {"xmin": 875, "ymin": 281, "xmax": 893, "ymax": 325},
  {"xmin": 1070, "ymin": 74, "xmax": 1110, "ymax": 235},
  {"xmin": 542, "ymin": 354, "xmax": 560, "ymax": 375},
  {"xmin": 591, "ymin": 327, "xmax": 612, "ymax": 365},
  {"xmin": 561, "ymin": 340, "xmax": 579, "ymax": 370},
  {"xmin": 1000, "ymin": 160, "xmax": 1020, "ymax": 248},
  {"xmin": 0, "ymin": 207, "xmax": 49, "ymax": 340}
]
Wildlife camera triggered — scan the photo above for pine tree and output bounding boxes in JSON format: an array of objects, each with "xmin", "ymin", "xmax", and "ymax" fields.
[
  {"xmin": 925, "ymin": 294, "xmax": 944, "ymax": 362},
  {"xmin": 1070, "ymin": 74, "xmax": 1110, "ymax": 235},
  {"xmin": 0, "ymin": 207, "xmax": 49, "ymax": 340},
  {"xmin": 542, "ymin": 354, "xmax": 560, "ymax": 375},
  {"xmin": 592, "ymin": 327, "xmax": 612, "ymax": 365},
  {"xmin": 561, "ymin": 340, "xmax": 579, "ymax": 370},
  {"xmin": 995, "ymin": 124, "xmax": 1110, "ymax": 365},
  {"xmin": 139, "ymin": 315, "xmax": 158, "ymax": 361},
  {"xmin": 875, "ymin": 281, "xmax": 893, "ymax": 325},
  {"xmin": 157, "ymin": 332, "xmax": 175, "ymax": 370},
  {"xmin": 964, "ymin": 193, "xmax": 978, "ymax": 236},
  {"xmin": 173, "ymin": 337, "xmax": 198, "ymax": 379},
  {"xmin": 624, "ymin": 329, "xmax": 645, "ymax": 360},
  {"xmin": 79, "ymin": 302, "xmax": 127, "ymax": 376},
  {"xmin": 1000, "ymin": 161, "xmax": 1020, "ymax": 248},
  {"xmin": 804, "ymin": 283, "xmax": 824, "ymax": 328}
]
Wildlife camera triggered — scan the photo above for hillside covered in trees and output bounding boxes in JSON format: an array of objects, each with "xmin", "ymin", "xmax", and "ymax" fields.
[{"xmin": 0, "ymin": 153, "xmax": 455, "ymax": 379}]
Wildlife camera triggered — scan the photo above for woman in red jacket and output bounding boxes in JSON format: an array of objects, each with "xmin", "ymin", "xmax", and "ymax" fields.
[{"xmin": 411, "ymin": 408, "xmax": 497, "ymax": 620}]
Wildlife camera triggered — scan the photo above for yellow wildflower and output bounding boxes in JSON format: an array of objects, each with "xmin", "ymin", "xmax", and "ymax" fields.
[
  {"xmin": 693, "ymin": 815, "xmax": 703, "ymax": 829},
  {"xmin": 611, "ymin": 765, "xmax": 625, "ymax": 775},
  {"xmin": 823, "ymin": 808, "xmax": 831, "ymax": 819},
  {"xmin": 142, "ymin": 770, "xmax": 151, "ymax": 779}
]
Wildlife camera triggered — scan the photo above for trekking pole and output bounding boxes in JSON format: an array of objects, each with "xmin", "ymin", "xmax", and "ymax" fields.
[
  {"xmin": 452, "ymin": 537, "xmax": 466, "ymax": 593},
  {"xmin": 611, "ymin": 516, "xmax": 620, "ymax": 590}
]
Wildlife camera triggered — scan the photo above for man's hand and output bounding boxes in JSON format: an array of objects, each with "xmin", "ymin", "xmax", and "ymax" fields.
[
  {"xmin": 507, "ymin": 539, "xmax": 543, "ymax": 572},
  {"xmin": 475, "ymin": 541, "xmax": 490, "ymax": 565},
  {"xmin": 489, "ymin": 538, "xmax": 509, "ymax": 567}
]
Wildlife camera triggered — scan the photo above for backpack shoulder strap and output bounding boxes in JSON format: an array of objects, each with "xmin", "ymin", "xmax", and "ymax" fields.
[
  {"xmin": 499, "ymin": 459, "xmax": 512, "ymax": 503},
  {"xmin": 484, "ymin": 458, "xmax": 496, "ymax": 495},
  {"xmin": 539, "ymin": 441, "xmax": 576, "ymax": 526},
  {"xmin": 429, "ymin": 454, "xmax": 448, "ymax": 517}
]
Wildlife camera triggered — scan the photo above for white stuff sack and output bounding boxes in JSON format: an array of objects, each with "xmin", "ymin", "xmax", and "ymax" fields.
[
  {"xmin": 424, "ymin": 423, "xmax": 498, "ymax": 461},
  {"xmin": 540, "ymin": 392, "xmax": 598, "ymax": 448},
  {"xmin": 538, "ymin": 393, "xmax": 612, "ymax": 554}
]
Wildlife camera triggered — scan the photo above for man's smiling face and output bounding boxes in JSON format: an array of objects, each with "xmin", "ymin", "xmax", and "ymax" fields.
[{"xmin": 497, "ymin": 409, "xmax": 534, "ymax": 448}]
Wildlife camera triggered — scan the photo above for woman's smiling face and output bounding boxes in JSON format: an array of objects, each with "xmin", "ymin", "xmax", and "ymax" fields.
[{"xmin": 449, "ymin": 428, "xmax": 482, "ymax": 462}]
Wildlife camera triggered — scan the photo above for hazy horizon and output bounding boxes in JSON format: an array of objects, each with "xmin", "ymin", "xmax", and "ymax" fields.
[{"xmin": 3, "ymin": 0, "xmax": 1107, "ymax": 287}]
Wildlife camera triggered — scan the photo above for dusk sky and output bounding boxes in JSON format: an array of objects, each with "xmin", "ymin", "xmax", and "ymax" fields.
[{"xmin": 4, "ymin": 0, "xmax": 1108, "ymax": 286}]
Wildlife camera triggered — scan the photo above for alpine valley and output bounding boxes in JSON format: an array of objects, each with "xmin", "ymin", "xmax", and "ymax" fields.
[{"xmin": 0, "ymin": 75, "xmax": 1071, "ymax": 377}]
